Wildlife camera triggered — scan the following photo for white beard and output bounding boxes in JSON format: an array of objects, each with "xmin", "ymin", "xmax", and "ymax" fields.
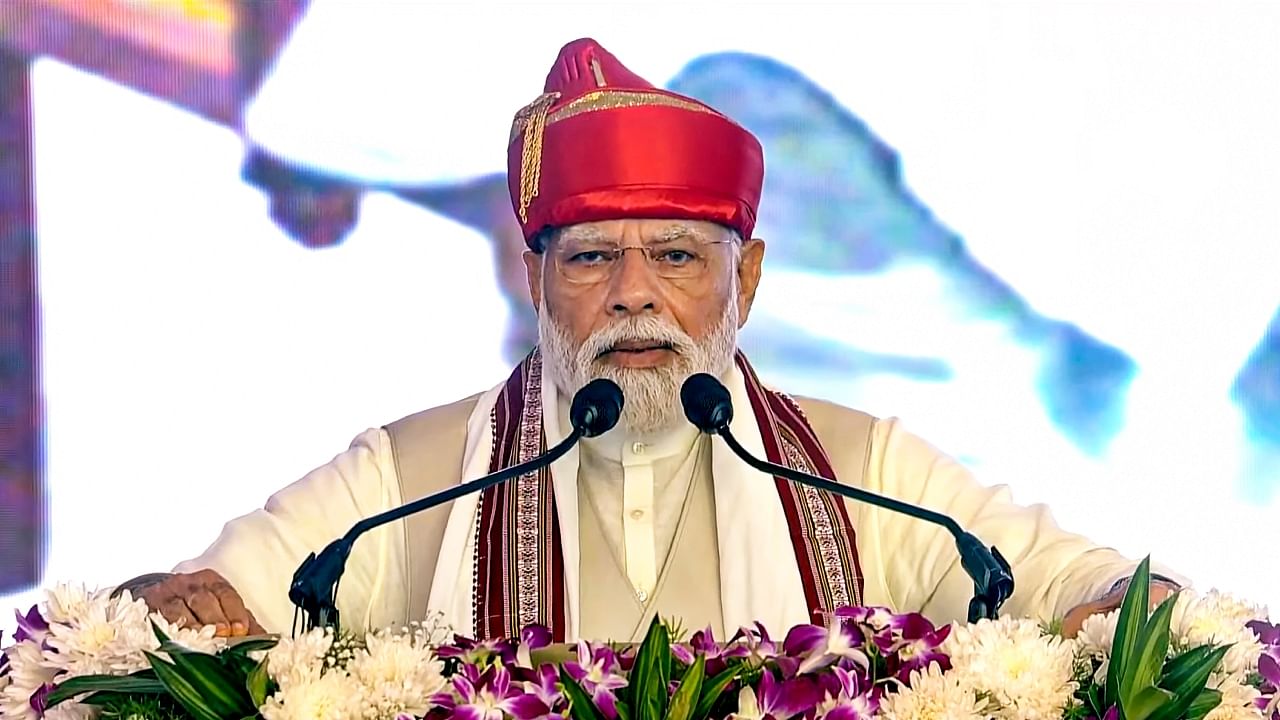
[{"xmin": 540, "ymin": 296, "xmax": 739, "ymax": 436}]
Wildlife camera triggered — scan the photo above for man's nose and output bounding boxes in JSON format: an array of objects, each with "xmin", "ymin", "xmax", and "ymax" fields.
[{"xmin": 605, "ymin": 248, "xmax": 662, "ymax": 316}]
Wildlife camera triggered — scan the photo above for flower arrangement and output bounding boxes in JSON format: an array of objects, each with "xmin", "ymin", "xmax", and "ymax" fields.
[{"xmin": 2, "ymin": 559, "xmax": 1276, "ymax": 720}]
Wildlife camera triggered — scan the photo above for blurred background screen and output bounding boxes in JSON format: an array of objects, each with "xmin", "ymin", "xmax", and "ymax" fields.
[{"xmin": 1, "ymin": 0, "xmax": 1277, "ymax": 622}]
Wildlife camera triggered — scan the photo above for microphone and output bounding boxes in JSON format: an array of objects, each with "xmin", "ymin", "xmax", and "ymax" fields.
[
  {"xmin": 680, "ymin": 373, "xmax": 1014, "ymax": 622},
  {"xmin": 289, "ymin": 378, "xmax": 623, "ymax": 632}
]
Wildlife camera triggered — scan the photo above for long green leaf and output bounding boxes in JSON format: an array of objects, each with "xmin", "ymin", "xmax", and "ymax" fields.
[
  {"xmin": 665, "ymin": 654, "xmax": 705, "ymax": 720},
  {"xmin": 1149, "ymin": 646, "xmax": 1230, "ymax": 720},
  {"xmin": 46, "ymin": 673, "xmax": 166, "ymax": 707},
  {"xmin": 246, "ymin": 659, "xmax": 272, "ymax": 707},
  {"xmin": 632, "ymin": 618, "xmax": 673, "ymax": 720},
  {"xmin": 693, "ymin": 665, "xmax": 742, "ymax": 719},
  {"xmin": 225, "ymin": 637, "xmax": 279, "ymax": 656},
  {"xmin": 1183, "ymin": 688, "xmax": 1224, "ymax": 720},
  {"xmin": 146, "ymin": 653, "xmax": 229, "ymax": 720},
  {"xmin": 167, "ymin": 648, "xmax": 258, "ymax": 717},
  {"xmin": 1107, "ymin": 556, "xmax": 1152, "ymax": 708},
  {"xmin": 1158, "ymin": 646, "xmax": 1218, "ymax": 692},
  {"xmin": 1122, "ymin": 592, "xmax": 1179, "ymax": 700},
  {"xmin": 560, "ymin": 669, "xmax": 610, "ymax": 720},
  {"xmin": 1122, "ymin": 686, "xmax": 1174, "ymax": 720}
]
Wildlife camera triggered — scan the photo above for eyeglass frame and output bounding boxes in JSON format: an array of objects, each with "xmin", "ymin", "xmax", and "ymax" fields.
[{"xmin": 546, "ymin": 238, "xmax": 738, "ymax": 284}]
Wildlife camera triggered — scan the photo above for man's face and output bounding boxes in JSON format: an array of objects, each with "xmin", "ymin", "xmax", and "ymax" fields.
[{"xmin": 524, "ymin": 218, "xmax": 765, "ymax": 434}]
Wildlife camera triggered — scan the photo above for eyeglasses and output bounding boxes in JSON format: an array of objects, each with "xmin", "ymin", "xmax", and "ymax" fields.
[{"xmin": 551, "ymin": 240, "xmax": 734, "ymax": 284}]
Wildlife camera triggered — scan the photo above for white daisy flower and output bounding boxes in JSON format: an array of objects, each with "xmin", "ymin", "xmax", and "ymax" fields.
[
  {"xmin": 881, "ymin": 663, "xmax": 986, "ymax": 720},
  {"xmin": 260, "ymin": 668, "xmax": 364, "ymax": 720},
  {"xmin": 944, "ymin": 616, "xmax": 1078, "ymax": 720},
  {"xmin": 266, "ymin": 627, "xmax": 335, "ymax": 690},
  {"xmin": 350, "ymin": 629, "xmax": 447, "ymax": 719},
  {"xmin": 1, "ymin": 640, "xmax": 59, "ymax": 720},
  {"xmin": 1172, "ymin": 591, "xmax": 1267, "ymax": 677}
]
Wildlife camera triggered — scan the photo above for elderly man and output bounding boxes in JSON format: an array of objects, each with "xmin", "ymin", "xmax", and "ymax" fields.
[{"xmin": 128, "ymin": 39, "xmax": 1174, "ymax": 641}]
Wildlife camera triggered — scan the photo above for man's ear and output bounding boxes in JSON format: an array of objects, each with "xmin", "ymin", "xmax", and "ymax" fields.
[
  {"xmin": 522, "ymin": 250, "xmax": 545, "ymax": 311},
  {"xmin": 735, "ymin": 237, "xmax": 766, "ymax": 326}
]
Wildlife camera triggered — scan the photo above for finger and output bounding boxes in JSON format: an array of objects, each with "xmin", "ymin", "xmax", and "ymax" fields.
[
  {"xmin": 160, "ymin": 596, "xmax": 201, "ymax": 630},
  {"xmin": 185, "ymin": 588, "xmax": 231, "ymax": 636},
  {"xmin": 209, "ymin": 582, "xmax": 257, "ymax": 637}
]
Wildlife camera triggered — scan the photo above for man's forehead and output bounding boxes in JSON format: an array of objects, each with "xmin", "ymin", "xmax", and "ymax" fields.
[{"xmin": 558, "ymin": 220, "xmax": 722, "ymax": 244}]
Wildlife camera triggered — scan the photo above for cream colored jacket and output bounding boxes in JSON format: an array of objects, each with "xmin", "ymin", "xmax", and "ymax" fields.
[{"xmin": 178, "ymin": 393, "xmax": 1139, "ymax": 634}]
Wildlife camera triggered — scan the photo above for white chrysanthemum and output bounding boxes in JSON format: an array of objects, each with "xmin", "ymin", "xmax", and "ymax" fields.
[
  {"xmin": 944, "ymin": 617, "xmax": 1078, "ymax": 720},
  {"xmin": 349, "ymin": 629, "xmax": 447, "ymax": 719},
  {"xmin": 1077, "ymin": 609, "xmax": 1120, "ymax": 684},
  {"xmin": 266, "ymin": 627, "xmax": 335, "ymax": 690},
  {"xmin": 42, "ymin": 588, "xmax": 157, "ymax": 677},
  {"xmin": 881, "ymin": 663, "xmax": 986, "ymax": 720},
  {"xmin": 1, "ymin": 640, "xmax": 60, "ymax": 720},
  {"xmin": 260, "ymin": 668, "xmax": 364, "ymax": 720},
  {"xmin": 42, "ymin": 584, "xmax": 96, "ymax": 625},
  {"xmin": 1172, "ymin": 591, "xmax": 1267, "ymax": 677},
  {"xmin": 149, "ymin": 613, "xmax": 228, "ymax": 657},
  {"xmin": 1202, "ymin": 673, "xmax": 1265, "ymax": 720}
]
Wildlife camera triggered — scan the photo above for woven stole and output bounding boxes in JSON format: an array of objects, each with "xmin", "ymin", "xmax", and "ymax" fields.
[{"xmin": 471, "ymin": 348, "xmax": 864, "ymax": 640}]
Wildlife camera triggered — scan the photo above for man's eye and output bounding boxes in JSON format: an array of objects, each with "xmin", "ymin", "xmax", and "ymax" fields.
[
  {"xmin": 658, "ymin": 249, "xmax": 697, "ymax": 265},
  {"xmin": 566, "ymin": 250, "xmax": 611, "ymax": 265}
]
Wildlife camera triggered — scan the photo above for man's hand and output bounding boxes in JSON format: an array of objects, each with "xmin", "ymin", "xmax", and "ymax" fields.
[
  {"xmin": 1061, "ymin": 578, "xmax": 1179, "ymax": 637},
  {"xmin": 118, "ymin": 569, "xmax": 265, "ymax": 638}
]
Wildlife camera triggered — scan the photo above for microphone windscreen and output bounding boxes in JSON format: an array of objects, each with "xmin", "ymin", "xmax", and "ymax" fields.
[
  {"xmin": 570, "ymin": 378, "xmax": 624, "ymax": 437},
  {"xmin": 681, "ymin": 373, "xmax": 733, "ymax": 431}
]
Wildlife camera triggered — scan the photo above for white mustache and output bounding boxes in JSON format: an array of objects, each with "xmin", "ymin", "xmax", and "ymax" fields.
[{"xmin": 579, "ymin": 318, "xmax": 695, "ymax": 364}]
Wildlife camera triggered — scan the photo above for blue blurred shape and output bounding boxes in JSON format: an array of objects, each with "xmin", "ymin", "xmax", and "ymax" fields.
[
  {"xmin": 1232, "ymin": 309, "xmax": 1280, "ymax": 499},
  {"xmin": 669, "ymin": 52, "xmax": 1136, "ymax": 454}
]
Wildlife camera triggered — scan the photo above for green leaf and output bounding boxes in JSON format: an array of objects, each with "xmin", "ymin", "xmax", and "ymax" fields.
[
  {"xmin": 1121, "ymin": 685, "xmax": 1174, "ymax": 720},
  {"xmin": 246, "ymin": 659, "xmax": 272, "ymax": 707},
  {"xmin": 632, "ymin": 617, "xmax": 673, "ymax": 720},
  {"xmin": 45, "ymin": 673, "xmax": 166, "ymax": 707},
  {"xmin": 146, "ymin": 652, "xmax": 231, "ymax": 720},
  {"xmin": 1158, "ymin": 645, "xmax": 1219, "ymax": 692},
  {"xmin": 1149, "ymin": 646, "xmax": 1231, "ymax": 720},
  {"xmin": 693, "ymin": 665, "xmax": 742, "ymax": 719},
  {"xmin": 1183, "ymin": 688, "xmax": 1224, "ymax": 720},
  {"xmin": 166, "ymin": 649, "xmax": 258, "ymax": 717},
  {"xmin": 665, "ymin": 654, "xmax": 705, "ymax": 720},
  {"xmin": 1106, "ymin": 556, "xmax": 1152, "ymax": 708},
  {"xmin": 225, "ymin": 637, "xmax": 279, "ymax": 656},
  {"xmin": 560, "ymin": 669, "xmax": 610, "ymax": 720},
  {"xmin": 1122, "ymin": 591, "xmax": 1178, "ymax": 700}
]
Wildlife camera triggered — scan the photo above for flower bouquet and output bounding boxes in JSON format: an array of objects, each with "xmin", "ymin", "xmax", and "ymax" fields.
[{"xmin": 2, "ymin": 559, "xmax": 1276, "ymax": 720}]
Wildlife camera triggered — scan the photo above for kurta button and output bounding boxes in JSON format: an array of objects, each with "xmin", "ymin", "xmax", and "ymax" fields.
[
  {"xmin": 631, "ymin": 442, "xmax": 646, "ymax": 455},
  {"xmin": 636, "ymin": 589, "xmax": 648, "ymax": 602},
  {"xmin": 630, "ymin": 509, "xmax": 644, "ymax": 520}
]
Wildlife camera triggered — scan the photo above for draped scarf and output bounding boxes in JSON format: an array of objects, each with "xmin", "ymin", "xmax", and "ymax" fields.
[{"xmin": 470, "ymin": 348, "xmax": 863, "ymax": 640}]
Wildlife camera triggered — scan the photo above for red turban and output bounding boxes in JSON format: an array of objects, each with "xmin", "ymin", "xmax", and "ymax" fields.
[{"xmin": 507, "ymin": 38, "xmax": 764, "ymax": 249}]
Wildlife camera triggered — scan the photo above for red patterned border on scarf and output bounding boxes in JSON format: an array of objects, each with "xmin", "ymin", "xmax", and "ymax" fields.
[
  {"xmin": 472, "ymin": 351, "xmax": 567, "ymax": 640},
  {"xmin": 736, "ymin": 352, "xmax": 865, "ymax": 622}
]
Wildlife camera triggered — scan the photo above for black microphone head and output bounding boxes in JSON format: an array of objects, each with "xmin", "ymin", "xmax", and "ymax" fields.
[
  {"xmin": 681, "ymin": 373, "xmax": 733, "ymax": 432},
  {"xmin": 570, "ymin": 378, "xmax": 624, "ymax": 437}
]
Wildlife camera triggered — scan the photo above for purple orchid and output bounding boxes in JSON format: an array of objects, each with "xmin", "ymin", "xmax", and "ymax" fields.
[
  {"xmin": 868, "ymin": 612, "xmax": 952, "ymax": 683},
  {"xmin": 1256, "ymin": 649, "xmax": 1280, "ymax": 719},
  {"xmin": 729, "ymin": 622, "xmax": 781, "ymax": 666},
  {"xmin": 13, "ymin": 605, "xmax": 48, "ymax": 644},
  {"xmin": 430, "ymin": 664, "xmax": 549, "ymax": 720},
  {"xmin": 733, "ymin": 669, "xmax": 823, "ymax": 720},
  {"xmin": 515, "ymin": 625, "xmax": 553, "ymax": 669},
  {"xmin": 671, "ymin": 626, "xmax": 736, "ymax": 675},
  {"xmin": 438, "ymin": 634, "xmax": 521, "ymax": 666},
  {"xmin": 783, "ymin": 613, "xmax": 870, "ymax": 676},
  {"xmin": 814, "ymin": 666, "xmax": 881, "ymax": 720},
  {"xmin": 521, "ymin": 663, "xmax": 565, "ymax": 717},
  {"xmin": 564, "ymin": 641, "xmax": 629, "ymax": 719}
]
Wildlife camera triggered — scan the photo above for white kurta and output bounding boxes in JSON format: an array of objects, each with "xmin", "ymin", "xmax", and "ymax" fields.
[{"xmin": 177, "ymin": 373, "xmax": 1158, "ymax": 636}]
